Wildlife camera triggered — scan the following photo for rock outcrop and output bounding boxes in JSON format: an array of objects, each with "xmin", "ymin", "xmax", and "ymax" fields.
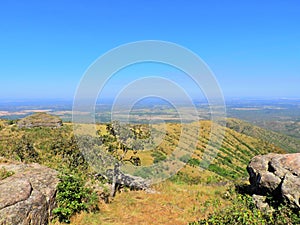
[
  {"xmin": 247, "ymin": 153, "xmax": 300, "ymax": 209},
  {"xmin": 105, "ymin": 168, "xmax": 151, "ymax": 191},
  {"xmin": 0, "ymin": 161, "xmax": 59, "ymax": 225},
  {"xmin": 17, "ymin": 112, "xmax": 62, "ymax": 129}
]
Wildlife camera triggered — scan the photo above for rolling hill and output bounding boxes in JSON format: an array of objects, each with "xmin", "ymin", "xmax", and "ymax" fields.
[
  {"xmin": 0, "ymin": 114, "xmax": 294, "ymax": 224},
  {"xmin": 226, "ymin": 118, "xmax": 300, "ymax": 153}
]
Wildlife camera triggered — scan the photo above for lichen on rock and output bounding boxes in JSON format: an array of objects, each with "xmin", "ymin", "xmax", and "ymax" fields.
[{"xmin": 0, "ymin": 161, "xmax": 59, "ymax": 225}]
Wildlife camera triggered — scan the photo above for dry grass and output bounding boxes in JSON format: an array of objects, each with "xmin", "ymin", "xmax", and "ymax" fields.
[
  {"xmin": 61, "ymin": 180, "xmax": 231, "ymax": 225},
  {"xmin": 0, "ymin": 118, "xmax": 288, "ymax": 224}
]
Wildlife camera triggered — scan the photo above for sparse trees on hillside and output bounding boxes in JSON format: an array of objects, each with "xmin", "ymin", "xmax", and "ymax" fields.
[{"xmin": 97, "ymin": 121, "xmax": 152, "ymax": 196}]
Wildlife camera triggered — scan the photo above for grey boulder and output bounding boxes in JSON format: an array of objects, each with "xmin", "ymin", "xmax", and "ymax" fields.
[
  {"xmin": 247, "ymin": 153, "xmax": 300, "ymax": 209},
  {"xmin": 0, "ymin": 162, "xmax": 59, "ymax": 225}
]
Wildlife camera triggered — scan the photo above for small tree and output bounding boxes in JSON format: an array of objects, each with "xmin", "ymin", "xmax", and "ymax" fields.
[{"xmin": 99, "ymin": 121, "xmax": 151, "ymax": 196}]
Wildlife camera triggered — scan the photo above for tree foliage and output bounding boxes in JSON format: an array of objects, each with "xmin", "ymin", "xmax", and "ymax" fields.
[{"xmin": 53, "ymin": 172, "xmax": 98, "ymax": 223}]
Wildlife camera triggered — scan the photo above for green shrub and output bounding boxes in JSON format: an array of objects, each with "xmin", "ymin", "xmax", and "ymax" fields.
[
  {"xmin": 151, "ymin": 151, "xmax": 166, "ymax": 163},
  {"xmin": 179, "ymin": 155, "xmax": 201, "ymax": 167},
  {"xmin": 207, "ymin": 164, "xmax": 238, "ymax": 179},
  {"xmin": 14, "ymin": 138, "xmax": 39, "ymax": 163},
  {"xmin": 179, "ymin": 154, "xmax": 191, "ymax": 163},
  {"xmin": 190, "ymin": 193, "xmax": 300, "ymax": 225},
  {"xmin": 188, "ymin": 158, "xmax": 201, "ymax": 167},
  {"xmin": 53, "ymin": 173, "xmax": 98, "ymax": 223},
  {"xmin": 169, "ymin": 171, "xmax": 201, "ymax": 185},
  {"xmin": 205, "ymin": 175, "xmax": 221, "ymax": 184},
  {"xmin": 7, "ymin": 119, "xmax": 16, "ymax": 125}
]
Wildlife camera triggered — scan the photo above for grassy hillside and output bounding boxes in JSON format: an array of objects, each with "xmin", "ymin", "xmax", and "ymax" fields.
[
  {"xmin": 226, "ymin": 118, "xmax": 300, "ymax": 153},
  {"xmin": 66, "ymin": 181, "xmax": 231, "ymax": 225},
  {"xmin": 0, "ymin": 118, "xmax": 82, "ymax": 170},
  {"xmin": 0, "ymin": 115, "xmax": 290, "ymax": 224}
]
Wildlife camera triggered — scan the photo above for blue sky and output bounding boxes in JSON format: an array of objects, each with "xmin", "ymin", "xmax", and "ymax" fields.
[{"xmin": 0, "ymin": 0, "xmax": 299, "ymax": 100}]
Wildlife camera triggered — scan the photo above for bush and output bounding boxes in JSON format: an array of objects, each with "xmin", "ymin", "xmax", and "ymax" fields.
[
  {"xmin": 207, "ymin": 164, "xmax": 238, "ymax": 179},
  {"xmin": 151, "ymin": 151, "xmax": 166, "ymax": 163},
  {"xmin": 188, "ymin": 158, "xmax": 201, "ymax": 167},
  {"xmin": 178, "ymin": 155, "xmax": 201, "ymax": 168},
  {"xmin": 179, "ymin": 154, "xmax": 190, "ymax": 163},
  {"xmin": 190, "ymin": 193, "xmax": 300, "ymax": 225},
  {"xmin": 53, "ymin": 173, "xmax": 98, "ymax": 223},
  {"xmin": 169, "ymin": 171, "xmax": 201, "ymax": 185},
  {"xmin": 7, "ymin": 119, "xmax": 16, "ymax": 125}
]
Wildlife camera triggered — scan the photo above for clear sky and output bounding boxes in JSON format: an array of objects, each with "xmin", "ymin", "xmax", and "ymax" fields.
[{"xmin": 0, "ymin": 0, "xmax": 299, "ymax": 100}]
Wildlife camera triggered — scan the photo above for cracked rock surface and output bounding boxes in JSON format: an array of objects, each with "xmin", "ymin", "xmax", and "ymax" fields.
[
  {"xmin": 247, "ymin": 153, "xmax": 300, "ymax": 209},
  {"xmin": 0, "ymin": 162, "xmax": 58, "ymax": 225}
]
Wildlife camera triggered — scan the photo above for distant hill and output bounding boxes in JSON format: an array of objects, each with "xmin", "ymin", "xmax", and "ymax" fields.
[
  {"xmin": 0, "ymin": 117, "xmax": 287, "ymax": 181},
  {"xmin": 226, "ymin": 118, "xmax": 300, "ymax": 153},
  {"xmin": 163, "ymin": 121, "xmax": 285, "ymax": 180},
  {"xmin": 94, "ymin": 120, "xmax": 286, "ymax": 181},
  {"xmin": 17, "ymin": 112, "xmax": 62, "ymax": 129},
  {"xmin": 0, "ymin": 116, "xmax": 292, "ymax": 224}
]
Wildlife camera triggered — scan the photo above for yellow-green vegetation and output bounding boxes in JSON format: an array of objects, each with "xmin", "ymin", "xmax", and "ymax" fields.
[
  {"xmin": 94, "ymin": 120, "xmax": 284, "ymax": 181},
  {"xmin": 226, "ymin": 118, "xmax": 300, "ymax": 153},
  {"xmin": 17, "ymin": 112, "xmax": 62, "ymax": 128},
  {"xmin": 65, "ymin": 181, "xmax": 231, "ymax": 225},
  {"xmin": 190, "ymin": 194, "xmax": 300, "ymax": 225},
  {"xmin": 0, "ymin": 166, "xmax": 14, "ymax": 180},
  {"xmin": 0, "ymin": 117, "xmax": 84, "ymax": 171},
  {"xmin": 0, "ymin": 114, "xmax": 295, "ymax": 224},
  {"xmin": 53, "ymin": 172, "xmax": 99, "ymax": 223}
]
